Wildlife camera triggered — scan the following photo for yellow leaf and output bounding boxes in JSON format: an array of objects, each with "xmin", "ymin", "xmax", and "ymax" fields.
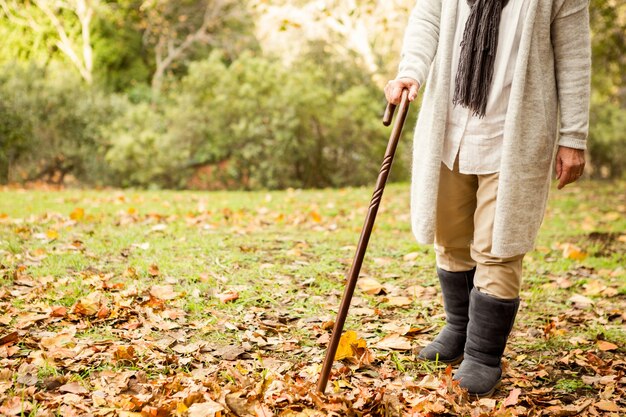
[
  {"xmin": 127, "ymin": 207, "xmax": 137, "ymax": 215},
  {"xmin": 334, "ymin": 330, "xmax": 366, "ymax": 360},
  {"xmin": 70, "ymin": 207, "xmax": 84, "ymax": 220},
  {"xmin": 309, "ymin": 211, "xmax": 322, "ymax": 223},
  {"xmin": 561, "ymin": 243, "xmax": 587, "ymax": 261},
  {"xmin": 46, "ymin": 229, "xmax": 59, "ymax": 239},
  {"xmin": 176, "ymin": 401, "xmax": 189, "ymax": 414}
]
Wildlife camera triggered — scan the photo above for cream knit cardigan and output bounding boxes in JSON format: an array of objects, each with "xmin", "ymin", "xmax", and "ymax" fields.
[{"xmin": 398, "ymin": 0, "xmax": 591, "ymax": 257}]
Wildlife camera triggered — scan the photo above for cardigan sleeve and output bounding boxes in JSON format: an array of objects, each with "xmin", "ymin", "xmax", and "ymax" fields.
[
  {"xmin": 396, "ymin": 0, "xmax": 442, "ymax": 86},
  {"xmin": 551, "ymin": 0, "xmax": 591, "ymax": 150}
]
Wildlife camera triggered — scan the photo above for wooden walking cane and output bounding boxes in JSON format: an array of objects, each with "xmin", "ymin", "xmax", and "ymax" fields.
[{"xmin": 317, "ymin": 88, "xmax": 411, "ymax": 393}]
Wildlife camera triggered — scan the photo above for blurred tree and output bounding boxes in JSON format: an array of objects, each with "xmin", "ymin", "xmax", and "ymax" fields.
[
  {"xmin": 139, "ymin": 0, "xmax": 248, "ymax": 93},
  {"xmin": 250, "ymin": 0, "xmax": 414, "ymax": 86},
  {"xmin": 0, "ymin": 64, "xmax": 119, "ymax": 184},
  {"xmin": 93, "ymin": 0, "xmax": 151, "ymax": 91},
  {"xmin": 0, "ymin": 0, "xmax": 98, "ymax": 83},
  {"xmin": 588, "ymin": 0, "xmax": 626, "ymax": 178}
]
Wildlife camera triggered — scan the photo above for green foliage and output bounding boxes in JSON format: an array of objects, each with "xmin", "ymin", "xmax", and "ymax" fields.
[
  {"xmin": 589, "ymin": 93, "xmax": 626, "ymax": 178},
  {"xmin": 103, "ymin": 101, "xmax": 186, "ymax": 188},
  {"xmin": 102, "ymin": 48, "xmax": 406, "ymax": 189},
  {"xmin": 588, "ymin": 0, "xmax": 626, "ymax": 178},
  {"xmin": 92, "ymin": 1, "xmax": 151, "ymax": 91},
  {"xmin": 0, "ymin": 63, "xmax": 118, "ymax": 185}
]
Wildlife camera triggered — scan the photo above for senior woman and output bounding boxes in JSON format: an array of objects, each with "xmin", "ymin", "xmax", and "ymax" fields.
[{"xmin": 384, "ymin": 0, "xmax": 590, "ymax": 397}]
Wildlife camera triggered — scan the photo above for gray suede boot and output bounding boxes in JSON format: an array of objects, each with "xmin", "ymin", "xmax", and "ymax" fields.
[
  {"xmin": 454, "ymin": 288, "xmax": 520, "ymax": 397},
  {"xmin": 418, "ymin": 267, "xmax": 475, "ymax": 364}
]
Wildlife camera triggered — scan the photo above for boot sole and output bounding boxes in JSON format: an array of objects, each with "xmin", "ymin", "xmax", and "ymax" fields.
[
  {"xmin": 469, "ymin": 378, "xmax": 501, "ymax": 398},
  {"xmin": 417, "ymin": 353, "xmax": 464, "ymax": 366}
]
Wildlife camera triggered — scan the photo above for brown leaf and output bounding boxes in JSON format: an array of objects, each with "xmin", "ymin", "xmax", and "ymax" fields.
[
  {"xmin": 0, "ymin": 332, "xmax": 18, "ymax": 346},
  {"xmin": 73, "ymin": 292, "xmax": 103, "ymax": 316},
  {"xmin": 357, "ymin": 277, "xmax": 384, "ymax": 295},
  {"xmin": 416, "ymin": 374, "xmax": 441, "ymax": 390},
  {"xmin": 596, "ymin": 340, "xmax": 618, "ymax": 351},
  {"xmin": 124, "ymin": 267, "xmax": 139, "ymax": 279},
  {"xmin": 172, "ymin": 342, "xmax": 204, "ymax": 355},
  {"xmin": 214, "ymin": 345, "xmax": 246, "ymax": 361},
  {"xmin": 594, "ymin": 400, "xmax": 619, "ymax": 412},
  {"xmin": 0, "ymin": 397, "xmax": 32, "ymax": 415},
  {"xmin": 50, "ymin": 306, "xmax": 67, "ymax": 317},
  {"xmin": 58, "ymin": 382, "xmax": 89, "ymax": 395},
  {"xmin": 503, "ymin": 388, "xmax": 521, "ymax": 407},
  {"xmin": 113, "ymin": 346, "xmax": 137, "ymax": 362},
  {"xmin": 97, "ymin": 305, "xmax": 111, "ymax": 319},
  {"xmin": 321, "ymin": 320, "xmax": 334, "ymax": 330},
  {"xmin": 374, "ymin": 334, "xmax": 412, "ymax": 350},
  {"xmin": 41, "ymin": 332, "xmax": 74, "ymax": 349},
  {"xmin": 568, "ymin": 294, "xmax": 594, "ymax": 309},
  {"xmin": 225, "ymin": 393, "xmax": 253, "ymax": 416},
  {"xmin": 187, "ymin": 401, "xmax": 224, "ymax": 417},
  {"xmin": 217, "ymin": 290, "xmax": 239, "ymax": 303},
  {"xmin": 148, "ymin": 264, "xmax": 160, "ymax": 277},
  {"xmin": 403, "ymin": 252, "xmax": 420, "ymax": 261},
  {"xmin": 385, "ymin": 296, "xmax": 412, "ymax": 307},
  {"xmin": 149, "ymin": 285, "xmax": 179, "ymax": 301}
]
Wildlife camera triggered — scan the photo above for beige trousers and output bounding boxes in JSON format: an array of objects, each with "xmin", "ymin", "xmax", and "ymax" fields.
[{"xmin": 434, "ymin": 160, "xmax": 524, "ymax": 299}]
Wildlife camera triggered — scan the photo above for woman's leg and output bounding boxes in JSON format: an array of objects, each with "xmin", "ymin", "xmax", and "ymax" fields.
[
  {"xmin": 454, "ymin": 171, "xmax": 525, "ymax": 396},
  {"xmin": 419, "ymin": 160, "xmax": 478, "ymax": 363}
]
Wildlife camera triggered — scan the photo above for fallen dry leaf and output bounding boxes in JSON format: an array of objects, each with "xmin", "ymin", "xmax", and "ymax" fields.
[
  {"xmin": 0, "ymin": 332, "xmax": 18, "ymax": 346},
  {"xmin": 334, "ymin": 330, "xmax": 367, "ymax": 360},
  {"xmin": 187, "ymin": 400, "xmax": 224, "ymax": 417},
  {"xmin": 73, "ymin": 292, "xmax": 103, "ymax": 316},
  {"xmin": 561, "ymin": 243, "xmax": 588, "ymax": 261},
  {"xmin": 503, "ymin": 388, "xmax": 521, "ymax": 407},
  {"xmin": 70, "ymin": 207, "xmax": 84, "ymax": 221},
  {"xmin": 596, "ymin": 340, "xmax": 618, "ymax": 351},
  {"xmin": 148, "ymin": 264, "xmax": 160, "ymax": 277},
  {"xmin": 357, "ymin": 277, "xmax": 384, "ymax": 295},
  {"xmin": 568, "ymin": 294, "xmax": 594, "ymax": 309},
  {"xmin": 149, "ymin": 285, "xmax": 179, "ymax": 300},
  {"xmin": 217, "ymin": 290, "xmax": 239, "ymax": 303},
  {"xmin": 384, "ymin": 296, "xmax": 412, "ymax": 307},
  {"xmin": 58, "ymin": 382, "xmax": 89, "ymax": 395},
  {"xmin": 374, "ymin": 334, "xmax": 412, "ymax": 351},
  {"xmin": 594, "ymin": 400, "xmax": 619, "ymax": 412}
]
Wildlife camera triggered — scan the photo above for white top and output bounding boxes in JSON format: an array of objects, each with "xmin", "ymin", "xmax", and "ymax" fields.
[{"xmin": 442, "ymin": 0, "xmax": 530, "ymax": 175}]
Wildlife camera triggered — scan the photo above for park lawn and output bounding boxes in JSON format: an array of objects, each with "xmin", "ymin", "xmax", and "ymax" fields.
[{"xmin": 0, "ymin": 181, "xmax": 624, "ymax": 416}]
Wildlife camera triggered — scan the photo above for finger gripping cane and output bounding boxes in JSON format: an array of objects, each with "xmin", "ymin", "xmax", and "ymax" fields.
[{"xmin": 317, "ymin": 89, "xmax": 411, "ymax": 393}]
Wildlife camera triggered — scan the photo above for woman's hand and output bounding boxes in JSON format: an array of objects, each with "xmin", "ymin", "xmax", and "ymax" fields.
[
  {"xmin": 555, "ymin": 146, "xmax": 585, "ymax": 190},
  {"xmin": 384, "ymin": 78, "xmax": 421, "ymax": 105}
]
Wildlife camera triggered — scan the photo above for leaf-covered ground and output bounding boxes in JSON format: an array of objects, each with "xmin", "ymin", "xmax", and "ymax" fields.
[{"xmin": 0, "ymin": 181, "xmax": 624, "ymax": 416}]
